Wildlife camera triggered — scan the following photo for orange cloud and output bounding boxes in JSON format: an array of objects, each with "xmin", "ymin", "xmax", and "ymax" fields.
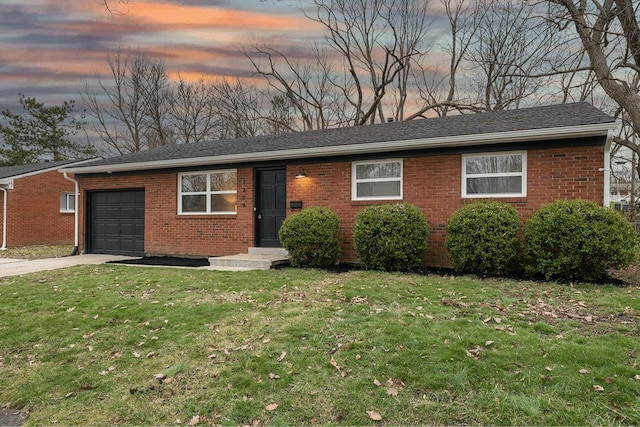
[{"xmin": 125, "ymin": 1, "xmax": 318, "ymax": 33}]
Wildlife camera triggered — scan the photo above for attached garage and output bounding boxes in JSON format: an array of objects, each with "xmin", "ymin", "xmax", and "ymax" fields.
[{"xmin": 87, "ymin": 190, "xmax": 145, "ymax": 256}]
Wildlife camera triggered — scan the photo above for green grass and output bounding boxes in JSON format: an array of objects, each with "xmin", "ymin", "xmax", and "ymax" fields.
[
  {"xmin": 1, "ymin": 266, "xmax": 639, "ymax": 425},
  {"xmin": 0, "ymin": 245, "xmax": 74, "ymax": 259}
]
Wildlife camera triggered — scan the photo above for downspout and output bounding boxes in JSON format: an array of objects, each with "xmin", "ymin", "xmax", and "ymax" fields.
[
  {"xmin": 63, "ymin": 172, "xmax": 80, "ymax": 256},
  {"xmin": 603, "ymin": 129, "xmax": 614, "ymax": 208},
  {"xmin": 0, "ymin": 187, "xmax": 7, "ymax": 250}
]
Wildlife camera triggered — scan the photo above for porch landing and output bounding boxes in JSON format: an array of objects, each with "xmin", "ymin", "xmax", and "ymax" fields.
[{"xmin": 207, "ymin": 248, "xmax": 289, "ymax": 271}]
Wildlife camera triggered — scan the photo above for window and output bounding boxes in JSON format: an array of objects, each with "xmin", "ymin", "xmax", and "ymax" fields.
[
  {"xmin": 60, "ymin": 192, "xmax": 75, "ymax": 213},
  {"xmin": 178, "ymin": 170, "xmax": 237, "ymax": 214},
  {"xmin": 352, "ymin": 159, "xmax": 402, "ymax": 200},
  {"xmin": 462, "ymin": 152, "xmax": 526, "ymax": 198}
]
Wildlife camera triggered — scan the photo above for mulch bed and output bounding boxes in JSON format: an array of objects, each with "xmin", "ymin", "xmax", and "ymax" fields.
[
  {"xmin": 107, "ymin": 256, "xmax": 639, "ymax": 286},
  {"xmin": 610, "ymin": 262, "xmax": 640, "ymax": 286},
  {"xmin": 108, "ymin": 256, "xmax": 210, "ymax": 267}
]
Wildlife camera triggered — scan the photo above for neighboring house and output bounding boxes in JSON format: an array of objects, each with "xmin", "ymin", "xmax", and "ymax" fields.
[
  {"xmin": 0, "ymin": 159, "xmax": 97, "ymax": 249},
  {"xmin": 610, "ymin": 180, "xmax": 638, "ymax": 213},
  {"xmin": 62, "ymin": 103, "xmax": 616, "ymax": 267}
]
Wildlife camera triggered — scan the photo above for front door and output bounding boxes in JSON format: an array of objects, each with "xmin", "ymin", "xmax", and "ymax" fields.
[{"xmin": 255, "ymin": 167, "xmax": 287, "ymax": 247}]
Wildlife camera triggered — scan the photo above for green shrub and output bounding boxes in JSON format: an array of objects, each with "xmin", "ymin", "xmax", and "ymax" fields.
[
  {"xmin": 353, "ymin": 203, "xmax": 429, "ymax": 271},
  {"xmin": 279, "ymin": 207, "xmax": 341, "ymax": 268},
  {"xmin": 524, "ymin": 199, "xmax": 640, "ymax": 281},
  {"xmin": 445, "ymin": 202, "xmax": 521, "ymax": 276}
]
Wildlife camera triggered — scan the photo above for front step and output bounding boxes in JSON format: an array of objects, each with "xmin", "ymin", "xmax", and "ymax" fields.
[
  {"xmin": 248, "ymin": 247, "xmax": 289, "ymax": 257},
  {"xmin": 208, "ymin": 252, "xmax": 289, "ymax": 271}
]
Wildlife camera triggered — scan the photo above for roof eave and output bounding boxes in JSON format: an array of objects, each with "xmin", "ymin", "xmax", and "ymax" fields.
[
  {"xmin": 1, "ymin": 158, "xmax": 102, "ymax": 181},
  {"xmin": 62, "ymin": 122, "xmax": 616, "ymax": 175}
]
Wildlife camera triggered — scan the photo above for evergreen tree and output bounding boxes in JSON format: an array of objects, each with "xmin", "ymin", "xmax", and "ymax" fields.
[{"xmin": 0, "ymin": 94, "xmax": 95, "ymax": 165}]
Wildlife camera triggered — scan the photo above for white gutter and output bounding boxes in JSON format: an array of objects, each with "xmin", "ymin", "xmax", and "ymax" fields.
[
  {"xmin": 0, "ymin": 187, "xmax": 6, "ymax": 250},
  {"xmin": 61, "ymin": 123, "xmax": 617, "ymax": 175},
  {"xmin": 603, "ymin": 129, "xmax": 614, "ymax": 207},
  {"xmin": 62, "ymin": 172, "xmax": 80, "ymax": 255}
]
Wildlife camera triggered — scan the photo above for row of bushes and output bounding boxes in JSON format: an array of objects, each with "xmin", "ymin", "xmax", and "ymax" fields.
[
  {"xmin": 446, "ymin": 200, "xmax": 639, "ymax": 280},
  {"xmin": 278, "ymin": 204, "xmax": 429, "ymax": 271},
  {"xmin": 278, "ymin": 200, "xmax": 639, "ymax": 281}
]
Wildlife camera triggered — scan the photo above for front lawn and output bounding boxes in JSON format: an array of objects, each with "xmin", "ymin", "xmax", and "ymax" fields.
[
  {"xmin": 0, "ymin": 245, "xmax": 74, "ymax": 259},
  {"xmin": 0, "ymin": 266, "xmax": 639, "ymax": 425}
]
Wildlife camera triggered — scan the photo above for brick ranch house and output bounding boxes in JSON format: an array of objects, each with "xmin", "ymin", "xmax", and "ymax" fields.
[
  {"xmin": 0, "ymin": 159, "xmax": 96, "ymax": 249},
  {"xmin": 61, "ymin": 103, "xmax": 616, "ymax": 267}
]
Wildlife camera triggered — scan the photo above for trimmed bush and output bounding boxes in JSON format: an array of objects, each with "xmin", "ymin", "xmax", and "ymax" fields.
[
  {"xmin": 279, "ymin": 207, "xmax": 341, "ymax": 268},
  {"xmin": 353, "ymin": 203, "xmax": 429, "ymax": 271},
  {"xmin": 446, "ymin": 202, "xmax": 521, "ymax": 275},
  {"xmin": 524, "ymin": 199, "xmax": 640, "ymax": 281}
]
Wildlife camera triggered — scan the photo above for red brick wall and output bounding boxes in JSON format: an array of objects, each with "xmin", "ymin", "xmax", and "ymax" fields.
[
  {"xmin": 1, "ymin": 171, "xmax": 76, "ymax": 248},
  {"xmin": 288, "ymin": 145, "xmax": 605, "ymax": 267},
  {"xmin": 76, "ymin": 144, "xmax": 605, "ymax": 266},
  {"xmin": 77, "ymin": 168, "xmax": 255, "ymax": 257}
]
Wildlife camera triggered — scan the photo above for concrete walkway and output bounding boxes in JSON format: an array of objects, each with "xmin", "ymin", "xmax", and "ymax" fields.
[{"xmin": 0, "ymin": 255, "xmax": 135, "ymax": 278}]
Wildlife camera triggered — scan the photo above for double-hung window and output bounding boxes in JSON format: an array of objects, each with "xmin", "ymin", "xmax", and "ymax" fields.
[
  {"xmin": 352, "ymin": 159, "xmax": 402, "ymax": 201},
  {"xmin": 178, "ymin": 170, "xmax": 237, "ymax": 214},
  {"xmin": 462, "ymin": 151, "xmax": 526, "ymax": 197},
  {"xmin": 60, "ymin": 192, "xmax": 75, "ymax": 213}
]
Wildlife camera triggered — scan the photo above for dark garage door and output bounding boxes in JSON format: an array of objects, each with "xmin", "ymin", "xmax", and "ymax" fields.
[{"xmin": 88, "ymin": 190, "xmax": 145, "ymax": 256}]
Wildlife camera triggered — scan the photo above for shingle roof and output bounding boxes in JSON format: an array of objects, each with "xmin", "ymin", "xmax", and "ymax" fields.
[
  {"xmin": 68, "ymin": 102, "xmax": 615, "ymax": 172},
  {"xmin": 0, "ymin": 159, "xmax": 93, "ymax": 180}
]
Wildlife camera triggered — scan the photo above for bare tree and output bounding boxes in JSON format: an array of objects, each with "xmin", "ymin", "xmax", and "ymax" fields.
[
  {"xmin": 544, "ymin": 0, "xmax": 640, "ymax": 212},
  {"xmin": 98, "ymin": 0, "xmax": 131, "ymax": 15},
  {"xmin": 212, "ymin": 78, "xmax": 268, "ymax": 139},
  {"xmin": 246, "ymin": 44, "xmax": 352, "ymax": 130},
  {"xmin": 246, "ymin": 0, "xmax": 432, "ymax": 126},
  {"xmin": 83, "ymin": 49, "xmax": 173, "ymax": 154},
  {"xmin": 408, "ymin": 0, "xmax": 479, "ymax": 118},
  {"xmin": 169, "ymin": 75, "xmax": 218, "ymax": 144},
  {"xmin": 464, "ymin": 0, "xmax": 561, "ymax": 110},
  {"xmin": 546, "ymin": 0, "xmax": 640, "ymax": 145},
  {"xmin": 308, "ymin": 0, "xmax": 431, "ymax": 124}
]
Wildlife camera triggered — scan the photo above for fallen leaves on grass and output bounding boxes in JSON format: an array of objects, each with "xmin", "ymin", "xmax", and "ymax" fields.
[
  {"xmin": 367, "ymin": 410, "xmax": 383, "ymax": 421},
  {"xmin": 465, "ymin": 346, "xmax": 482, "ymax": 359},
  {"xmin": 593, "ymin": 385, "xmax": 604, "ymax": 392},
  {"xmin": 330, "ymin": 357, "xmax": 349, "ymax": 377},
  {"xmin": 265, "ymin": 403, "xmax": 278, "ymax": 411},
  {"xmin": 99, "ymin": 366, "xmax": 116, "ymax": 375},
  {"xmin": 350, "ymin": 296, "xmax": 369, "ymax": 305}
]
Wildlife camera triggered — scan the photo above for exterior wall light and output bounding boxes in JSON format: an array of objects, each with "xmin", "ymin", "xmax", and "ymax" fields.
[{"xmin": 295, "ymin": 168, "xmax": 306, "ymax": 178}]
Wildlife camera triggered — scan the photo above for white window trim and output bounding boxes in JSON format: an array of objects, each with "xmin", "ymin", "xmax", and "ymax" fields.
[
  {"xmin": 60, "ymin": 192, "xmax": 75, "ymax": 213},
  {"xmin": 178, "ymin": 169, "xmax": 237, "ymax": 215},
  {"xmin": 462, "ymin": 151, "xmax": 527, "ymax": 198},
  {"xmin": 352, "ymin": 159, "xmax": 403, "ymax": 201}
]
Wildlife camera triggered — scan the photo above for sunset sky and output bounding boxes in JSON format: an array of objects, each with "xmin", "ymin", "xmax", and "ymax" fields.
[{"xmin": 0, "ymin": 0, "xmax": 325, "ymax": 112}]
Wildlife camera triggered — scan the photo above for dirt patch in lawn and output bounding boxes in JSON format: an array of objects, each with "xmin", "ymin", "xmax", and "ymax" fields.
[{"xmin": 0, "ymin": 408, "xmax": 28, "ymax": 426}]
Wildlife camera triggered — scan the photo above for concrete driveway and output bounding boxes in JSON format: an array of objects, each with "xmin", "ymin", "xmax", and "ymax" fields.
[{"xmin": 0, "ymin": 255, "xmax": 135, "ymax": 278}]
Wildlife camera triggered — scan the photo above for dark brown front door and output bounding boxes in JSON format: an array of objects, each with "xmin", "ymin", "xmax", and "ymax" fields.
[{"xmin": 255, "ymin": 167, "xmax": 286, "ymax": 247}]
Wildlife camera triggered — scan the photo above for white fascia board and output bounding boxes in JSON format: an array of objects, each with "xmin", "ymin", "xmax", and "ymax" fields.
[{"xmin": 62, "ymin": 123, "xmax": 616, "ymax": 175}]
